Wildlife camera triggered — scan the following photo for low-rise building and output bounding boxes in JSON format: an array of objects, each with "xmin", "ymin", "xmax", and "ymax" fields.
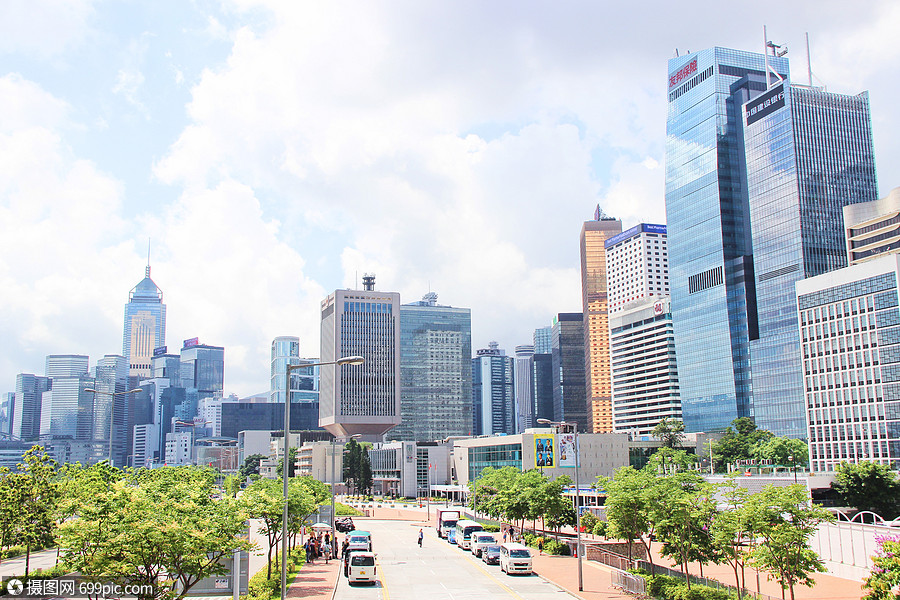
[{"xmin": 369, "ymin": 440, "xmax": 452, "ymax": 498}]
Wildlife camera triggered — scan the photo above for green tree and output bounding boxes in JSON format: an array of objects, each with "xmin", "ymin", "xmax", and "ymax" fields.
[
  {"xmin": 18, "ymin": 446, "xmax": 59, "ymax": 576},
  {"xmin": 223, "ymin": 474, "xmax": 242, "ymax": 498},
  {"xmin": 359, "ymin": 447, "xmax": 373, "ymax": 495},
  {"xmin": 710, "ymin": 475, "xmax": 754, "ymax": 596},
  {"xmin": 832, "ymin": 461, "xmax": 900, "ymax": 520},
  {"xmin": 276, "ymin": 447, "xmax": 298, "ymax": 479},
  {"xmin": 242, "ymin": 477, "xmax": 289, "ymax": 580},
  {"xmin": 58, "ymin": 466, "xmax": 253, "ymax": 599},
  {"xmin": 754, "ymin": 437, "xmax": 809, "ymax": 469},
  {"xmin": 0, "ymin": 467, "xmax": 26, "ymax": 554},
  {"xmin": 652, "ymin": 418, "xmax": 686, "ymax": 449},
  {"xmin": 648, "ymin": 471, "xmax": 716, "ymax": 588},
  {"xmin": 711, "ymin": 418, "xmax": 774, "ymax": 471},
  {"xmin": 240, "ymin": 454, "xmax": 266, "ymax": 479},
  {"xmin": 602, "ymin": 467, "xmax": 656, "ymax": 563},
  {"xmin": 744, "ymin": 484, "xmax": 833, "ymax": 600},
  {"xmin": 343, "ymin": 440, "xmax": 362, "ymax": 494},
  {"xmin": 863, "ymin": 536, "xmax": 900, "ymax": 600},
  {"xmin": 646, "ymin": 447, "xmax": 700, "ymax": 475}
]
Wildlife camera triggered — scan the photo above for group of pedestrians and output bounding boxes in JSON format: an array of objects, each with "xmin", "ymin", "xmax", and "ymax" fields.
[{"xmin": 304, "ymin": 531, "xmax": 334, "ymax": 564}]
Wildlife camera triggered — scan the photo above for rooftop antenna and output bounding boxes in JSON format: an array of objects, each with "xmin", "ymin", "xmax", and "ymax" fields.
[
  {"xmin": 674, "ymin": 48, "xmax": 680, "ymax": 58},
  {"xmin": 806, "ymin": 32, "xmax": 812, "ymax": 87},
  {"xmin": 146, "ymin": 238, "xmax": 151, "ymax": 278},
  {"xmin": 763, "ymin": 26, "xmax": 786, "ymax": 89}
]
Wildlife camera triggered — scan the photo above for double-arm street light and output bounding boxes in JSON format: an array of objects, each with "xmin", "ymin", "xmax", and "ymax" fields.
[
  {"xmin": 281, "ymin": 355, "xmax": 364, "ymax": 597},
  {"xmin": 537, "ymin": 418, "xmax": 583, "ymax": 592},
  {"xmin": 85, "ymin": 386, "xmax": 142, "ymax": 467}
]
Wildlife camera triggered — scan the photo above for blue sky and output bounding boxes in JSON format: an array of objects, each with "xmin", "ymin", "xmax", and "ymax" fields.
[{"xmin": 2, "ymin": 0, "xmax": 899, "ymax": 397}]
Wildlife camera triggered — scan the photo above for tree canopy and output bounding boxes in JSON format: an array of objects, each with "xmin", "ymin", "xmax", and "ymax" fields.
[{"xmin": 832, "ymin": 461, "xmax": 900, "ymax": 520}]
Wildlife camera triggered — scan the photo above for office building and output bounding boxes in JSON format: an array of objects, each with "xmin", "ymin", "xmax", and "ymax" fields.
[
  {"xmin": 40, "ymin": 355, "xmax": 93, "ymax": 440},
  {"xmin": 514, "ymin": 345, "xmax": 535, "ymax": 432},
  {"xmin": 533, "ymin": 326, "xmax": 553, "ymax": 355},
  {"xmin": 532, "ymin": 353, "xmax": 555, "ymax": 424},
  {"xmin": 551, "ymin": 313, "xmax": 588, "ymax": 430},
  {"xmin": 665, "ymin": 48, "xmax": 787, "ymax": 433},
  {"xmin": 123, "ymin": 262, "xmax": 166, "ymax": 379},
  {"xmin": 610, "ymin": 297, "xmax": 681, "ymax": 436},
  {"xmin": 132, "ymin": 423, "xmax": 159, "ymax": 468},
  {"xmin": 270, "ymin": 337, "xmax": 319, "ymax": 404},
  {"xmin": 92, "ymin": 354, "xmax": 130, "ymax": 465},
  {"xmin": 472, "ymin": 342, "xmax": 515, "ymax": 436},
  {"xmin": 797, "ymin": 254, "xmax": 900, "ymax": 471},
  {"xmin": 369, "ymin": 440, "xmax": 452, "ymax": 497},
  {"xmin": 220, "ymin": 402, "xmax": 322, "ymax": 439},
  {"xmin": 0, "ymin": 393, "xmax": 12, "ymax": 438},
  {"xmin": 319, "ymin": 274, "xmax": 401, "ymax": 438},
  {"xmin": 605, "ymin": 223, "xmax": 669, "ymax": 314},
  {"xmin": 392, "ymin": 292, "xmax": 472, "ymax": 441},
  {"xmin": 199, "ymin": 395, "xmax": 240, "ymax": 438},
  {"xmin": 580, "ymin": 208, "xmax": 622, "ymax": 433},
  {"xmin": 13, "ymin": 374, "xmax": 50, "ymax": 441},
  {"xmin": 179, "ymin": 340, "xmax": 224, "ymax": 397},
  {"xmin": 844, "ymin": 188, "xmax": 900, "ymax": 266},
  {"xmin": 744, "ymin": 72, "xmax": 877, "ymax": 439}
]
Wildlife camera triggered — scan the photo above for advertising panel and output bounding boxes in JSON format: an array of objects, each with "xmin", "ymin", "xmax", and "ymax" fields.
[
  {"xmin": 745, "ymin": 84, "xmax": 786, "ymax": 126},
  {"xmin": 152, "ymin": 346, "xmax": 167, "ymax": 357},
  {"xmin": 183, "ymin": 337, "xmax": 199, "ymax": 349},
  {"xmin": 534, "ymin": 434, "xmax": 555, "ymax": 468},
  {"xmin": 557, "ymin": 433, "xmax": 578, "ymax": 468}
]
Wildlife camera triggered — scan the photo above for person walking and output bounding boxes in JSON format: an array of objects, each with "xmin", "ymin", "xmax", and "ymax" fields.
[{"xmin": 417, "ymin": 528, "xmax": 424, "ymax": 548}]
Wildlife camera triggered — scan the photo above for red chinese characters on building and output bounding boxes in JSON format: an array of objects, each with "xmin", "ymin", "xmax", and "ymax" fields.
[{"xmin": 668, "ymin": 58, "xmax": 698, "ymax": 89}]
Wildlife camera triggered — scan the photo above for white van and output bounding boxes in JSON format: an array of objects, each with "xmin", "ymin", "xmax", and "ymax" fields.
[
  {"xmin": 470, "ymin": 533, "xmax": 496, "ymax": 557},
  {"xmin": 347, "ymin": 531, "xmax": 372, "ymax": 552},
  {"xmin": 499, "ymin": 542, "xmax": 532, "ymax": 575},
  {"xmin": 347, "ymin": 551, "xmax": 377, "ymax": 585}
]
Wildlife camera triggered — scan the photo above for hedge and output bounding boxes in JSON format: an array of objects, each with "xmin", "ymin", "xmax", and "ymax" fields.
[{"xmin": 643, "ymin": 573, "xmax": 736, "ymax": 600}]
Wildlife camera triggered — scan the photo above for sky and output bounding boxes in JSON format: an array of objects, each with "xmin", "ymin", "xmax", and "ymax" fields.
[{"xmin": 2, "ymin": 0, "xmax": 899, "ymax": 398}]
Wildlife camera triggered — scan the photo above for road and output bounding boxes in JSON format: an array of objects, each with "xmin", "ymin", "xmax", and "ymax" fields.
[
  {"xmin": 0, "ymin": 548, "xmax": 61, "ymax": 577},
  {"xmin": 333, "ymin": 519, "xmax": 568, "ymax": 600}
]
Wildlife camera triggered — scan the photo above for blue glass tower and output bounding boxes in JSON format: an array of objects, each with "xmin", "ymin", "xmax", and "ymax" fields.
[
  {"xmin": 665, "ymin": 48, "xmax": 787, "ymax": 432},
  {"xmin": 123, "ymin": 263, "xmax": 166, "ymax": 379},
  {"xmin": 745, "ymin": 81, "xmax": 877, "ymax": 437}
]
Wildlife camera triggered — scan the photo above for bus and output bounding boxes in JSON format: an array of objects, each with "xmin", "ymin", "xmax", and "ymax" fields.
[{"xmin": 454, "ymin": 519, "xmax": 483, "ymax": 550}]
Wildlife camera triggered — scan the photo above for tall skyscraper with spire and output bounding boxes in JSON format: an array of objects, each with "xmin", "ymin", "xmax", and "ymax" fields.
[
  {"xmin": 580, "ymin": 207, "xmax": 622, "ymax": 433},
  {"xmin": 123, "ymin": 252, "xmax": 166, "ymax": 379}
]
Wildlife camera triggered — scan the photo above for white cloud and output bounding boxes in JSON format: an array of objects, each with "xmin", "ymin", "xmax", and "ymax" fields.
[{"xmin": 0, "ymin": 0, "xmax": 95, "ymax": 58}]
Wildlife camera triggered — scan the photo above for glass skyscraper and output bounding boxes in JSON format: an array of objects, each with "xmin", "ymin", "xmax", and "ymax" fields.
[
  {"xmin": 665, "ymin": 48, "xmax": 787, "ymax": 432},
  {"xmin": 745, "ymin": 81, "xmax": 877, "ymax": 437},
  {"xmin": 123, "ymin": 263, "xmax": 166, "ymax": 379},
  {"xmin": 472, "ymin": 342, "xmax": 514, "ymax": 436},
  {"xmin": 551, "ymin": 313, "xmax": 587, "ymax": 430},
  {"xmin": 392, "ymin": 292, "xmax": 472, "ymax": 441}
]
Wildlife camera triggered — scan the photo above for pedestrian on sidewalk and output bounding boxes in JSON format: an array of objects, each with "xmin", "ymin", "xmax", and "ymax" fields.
[
  {"xmin": 537, "ymin": 537, "xmax": 544, "ymax": 554},
  {"xmin": 417, "ymin": 528, "xmax": 424, "ymax": 548}
]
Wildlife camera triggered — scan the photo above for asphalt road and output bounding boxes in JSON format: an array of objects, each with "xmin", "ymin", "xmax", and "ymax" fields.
[
  {"xmin": 333, "ymin": 520, "xmax": 569, "ymax": 600},
  {"xmin": 0, "ymin": 548, "xmax": 60, "ymax": 577}
]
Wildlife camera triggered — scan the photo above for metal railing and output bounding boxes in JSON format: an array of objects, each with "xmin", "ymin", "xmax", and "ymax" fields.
[{"xmin": 611, "ymin": 569, "xmax": 646, "ymax": 595}]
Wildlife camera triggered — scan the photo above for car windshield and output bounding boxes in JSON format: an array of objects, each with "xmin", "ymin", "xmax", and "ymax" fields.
[
  {"xmin": 510, "ymin": 549, "xmax": 531, "ymax": 558},
  {"xmin": 350, "ymin": 555, "xmax": 375, "ymax": 566},
  {"xmin": 486, "ymin": 545, "xmax": 500, "ymax": 553},
  {"xmin": 350, "ymin": 537, "xmax": 367, "ymax": 544}
]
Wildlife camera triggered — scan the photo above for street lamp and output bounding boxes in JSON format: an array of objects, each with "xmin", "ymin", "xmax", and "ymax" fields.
[
  {"xmin": 537, "ymin": 418, "xmax": 583, "ymax": 592},
  {"xmin": 788, "ymin": 454, "xmax": 797, "ymax": 483},
  {"xmin": 331, "ymin": 433, "xmax": 361, "ymax": 556},
  {"xmin": 281, "ymin": 355, "xmax": 364, "ymax": 597},
  {"xmin": 85, "ymin": 387, "xmax": 142, "ymax": 467}
]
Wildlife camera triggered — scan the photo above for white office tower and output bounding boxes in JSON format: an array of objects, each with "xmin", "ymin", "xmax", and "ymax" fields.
[
  {"xmin": 609, "ymin": 297, "xmax": 681, "ymax": 437},
  {"xmin": 605, "ymin": 224, "xmax": 669, "ymax": 315},
  {"xmin": 40, "ymin": 355, "xmax": 92, "ymax": 439},
  {"xmin": 514, "ymin": 345, "xmax": 535, "ymax": 433},
  {"xmin": 319, "ymin": 274, "xmax": 401, "ymax": 439}
]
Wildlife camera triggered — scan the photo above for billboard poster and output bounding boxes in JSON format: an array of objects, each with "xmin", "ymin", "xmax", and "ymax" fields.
[
  {"xmin": 558, "ymin": 433, "xmax": 578, "ymax": 468},
  {"xmin": 534, "ymin": 434, "xmax": 555, "ymax": 468}
]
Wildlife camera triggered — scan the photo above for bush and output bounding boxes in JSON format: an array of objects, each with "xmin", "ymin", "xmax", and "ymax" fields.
[
  {"xmin": 0, "ymin": 546, "xmax": 25, "ymax": 560},
  {"xmin": 242, "ymin": 548, "xmax": 305, "ymax": 600},
  {"xmin": 643, "ymin": 573, "xmax": 735, "ymax": 600},
  {"xmin": 479, "ymin": 524, "xmax": 500, "ymax": 532},
  {"xmin": 592, "ymin": 520, "xmax": 608, "ymax": 538},
  {"xmin": 335, "ymin": 502, "xmax": 364, "ymax": 516},
  {"xmin": 543, "ymin": 539, "xmax": 571, "ymax": 556}
]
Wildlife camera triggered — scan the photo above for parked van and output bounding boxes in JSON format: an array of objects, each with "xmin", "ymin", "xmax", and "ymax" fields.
[
  {"xmin": 454, "ymin": 520, "xmax": 483, "ymax": 550},
  {"xmin": 499, "ymin": 543, "xmax": 532, "ymax": 575},
  {"xmin": 347, "ymin": 551, "xmax": 377, "ymax": 585},
  {"xmin": 470, "ymin": 533, "xmax": 496, "ymax": 557},
  {"xmin": 347, "ymin": 531, "xmax": 372, "ymax": 552}
]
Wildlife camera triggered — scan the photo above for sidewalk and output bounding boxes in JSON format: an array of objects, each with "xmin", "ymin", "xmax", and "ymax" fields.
[
  {"xmin": 284, "ymin": 557, "xmax": 340, "ymax": 599},
  {"xmin": 531, "ymin": 552, "xmax": 634, "ymax": 600}
]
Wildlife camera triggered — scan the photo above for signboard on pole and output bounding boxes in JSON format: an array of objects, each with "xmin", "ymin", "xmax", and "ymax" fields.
[
  {"xmin": 534, "ymin": 434, "xmax": 555, "ymax": 468},
  {"xmin": 558, "ymin": 433, "xmax": 578, "ymax": 468}
]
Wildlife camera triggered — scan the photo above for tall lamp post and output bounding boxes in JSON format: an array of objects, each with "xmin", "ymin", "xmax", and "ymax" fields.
[
  {"xmin": 281, "ymin": 355, "xmax": 364, "ymax": 597},
  {"xmin": 85, "ymin": 387, "xmax": 142, "ymax": 467},
  {"xmin": 537, "ymin": 418, "xmax": 583, "ymax": 592}
]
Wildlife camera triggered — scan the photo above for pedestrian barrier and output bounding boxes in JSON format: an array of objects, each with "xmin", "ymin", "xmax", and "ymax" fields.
[
  {"xmin": 611, "ymin": 569, "xmax": 646, "ymax": 595},
  {"xmin": 634, "ymin": 561, "xmax": 779, "ymax": 600}
]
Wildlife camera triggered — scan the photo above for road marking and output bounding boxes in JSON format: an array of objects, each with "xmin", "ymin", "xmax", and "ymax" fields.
[
  {"xmin": 460, "ymin": 549, "xmax": 527, "ymax": 600},
  {"xmin": 376, "ymin": 555, "xmax": 390, "ymax": 600}
]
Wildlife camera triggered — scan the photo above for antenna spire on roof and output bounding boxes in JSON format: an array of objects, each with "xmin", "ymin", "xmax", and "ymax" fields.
[{"xmin": 146, "ymin": 238, "xmax": 151, "ymax": 278}]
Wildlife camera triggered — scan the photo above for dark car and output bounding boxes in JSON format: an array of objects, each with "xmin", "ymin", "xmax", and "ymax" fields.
[
  {"xmin": 335, "ymin": 517, "xmax": 355, "ymax": 533},
  {"xmin": 481, "ymin": 544, "xmax": 501, "ymax": 565}
]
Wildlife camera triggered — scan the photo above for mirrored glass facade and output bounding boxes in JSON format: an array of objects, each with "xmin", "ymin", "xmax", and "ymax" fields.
[
  {"xmin": 665, "ymin": 48, "xmax": 785, "ymax": 432},
  {"xmin": 392, "ymin": 296, "xmax": 472, "ymax": 441},
  {"xmin": 747, "ymin": 83, "xmax": 877, "ymax": 437}
]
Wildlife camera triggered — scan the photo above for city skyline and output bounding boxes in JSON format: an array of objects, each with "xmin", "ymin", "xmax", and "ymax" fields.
[{"xmin": 2, "ymin": 2, "xmax": 899, "ymax": 399}]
